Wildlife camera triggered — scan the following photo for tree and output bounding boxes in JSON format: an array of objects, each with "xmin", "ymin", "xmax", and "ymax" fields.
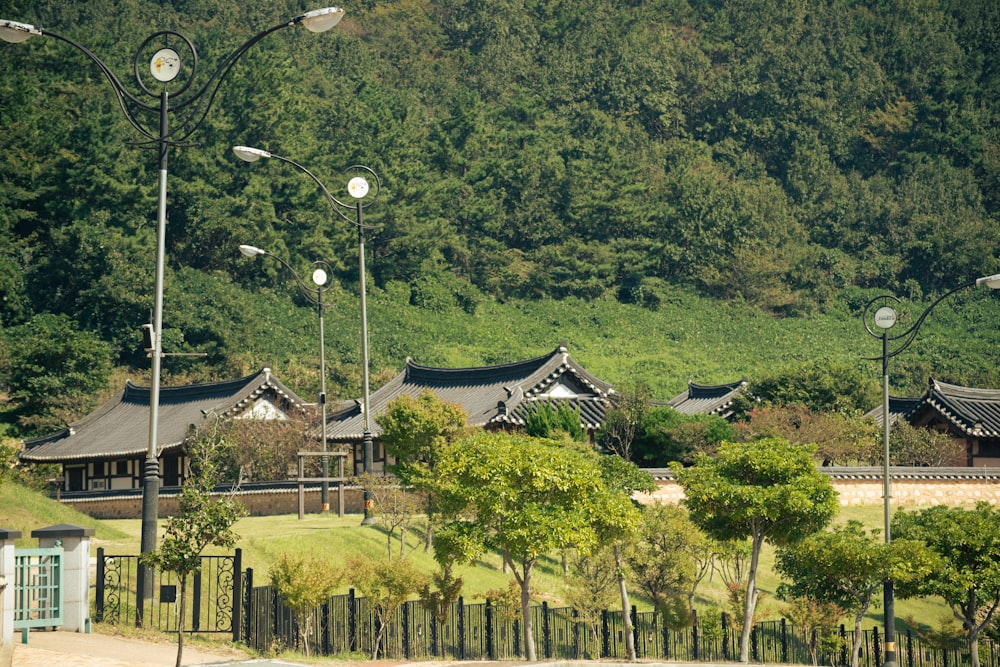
[
  {"xmin": 628, "ymin": 502, "xmax": 705, "ymax": 619},
  {"xmin": 781, "ymin": 596, "xmax": 844, "ymax": 666},
  {"xmin": 269, "ymin": 554, "xmax": 341, "ymax": 656},
  {"xmin": 893, "ymin": 503, "xmax": 1000, "ymax": 667},
  {"xmin": 140, "ymin": 455, "xmax": 245, "ymax": 667},
  {"xmin": 735, "ymin": 405, "xmax": 877, "ymax": 465},
  {"xmin": 595, "ymin": 454, "xmax": 656, "ymax": 661},
  {"xmin": 377, "ymin": 391, "xmax": 468, "ymax": 551},
  {"xmin": 433, "ymin": 431, "xmax": 620, "ymax": 661},
  {"xmin": 563, "ymin": 546, "xmax": 620, "ymax": 655},
  {"xmin": 0, "ymin": 313, "xmax": 113, "ymax": 435},
  {"xmin": 523, "ymin": 401, "xmax": 586, "ymax": 442},
  {"xmin": 775, "ymin": 520, "xmax": 937, "ymax": 667},
  {"xmin": 355, "ymin": 471, "xmax": 422, "ymax": 561},
  {"xmin": 632, "ymin": 406, "xmax": 735, "ymax": 466},
  {"xmin": 597, "ymin": 383, "xmax": 651, "ymax": 462},
  {"xmin": 346, "ymin": 554, "xmax": 428, "ymax": 660},
  {"xmin": 671, "ymin": 438, "xmax": 838, "ymax": 663}
]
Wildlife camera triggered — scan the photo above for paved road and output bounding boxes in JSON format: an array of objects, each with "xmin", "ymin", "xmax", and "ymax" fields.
[
  {"xmin": 8, "ymin": 629, "xmax": 262, "ymax": 667},
  {"xmin": 6, "ymin": 629, "xmax": 746, "ymax": 667}
]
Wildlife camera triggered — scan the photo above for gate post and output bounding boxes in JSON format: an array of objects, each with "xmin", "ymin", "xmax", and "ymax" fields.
[
  {"xmin": 32, "ymin": 524, "xmax": 94, "ymax": 633},
  {"xmin": 0, "ymin": 528, "xmax": 21, "ymax": 647}
]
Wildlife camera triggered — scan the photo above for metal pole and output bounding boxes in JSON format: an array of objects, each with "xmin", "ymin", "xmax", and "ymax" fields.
[
  {"xmin": 138, "ymin": 89, "xmax": 169, "ymax": 606},
  {"xmin": 319, "ymin": 288, "xmax": 329, "ymax": 511},
  {"xmin": 882, "ymin": 330, "xmax": 896, "ymax": 667},
  {"xmin": 359, "ymin": 200, "xmax": 375, "ymax": 525}
]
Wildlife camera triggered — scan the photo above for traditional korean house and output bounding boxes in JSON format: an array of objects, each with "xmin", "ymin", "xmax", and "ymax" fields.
[
  {"xmin": 666, "ymin": 378, "xmax": 748, "ymax": 420},
  {"xmin": 326, "ymin": 343, "xmax": 616, "ymax": 474},
  {"xmin": 19, "ymin": 368, "xmax": 306, "ymax": 493},
  {"xmin": 865, "ymin": 378, "xmax": 1000, "ymax": 466}
]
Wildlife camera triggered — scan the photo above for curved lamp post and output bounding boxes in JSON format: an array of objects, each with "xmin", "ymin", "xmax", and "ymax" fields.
[
  {"xmin": 1, "ymin": 7, "xmax": 345, "ymax": 606},
  {"xmin": 863, "ymin": 272, "xmax": 1000, "ymax": 667},
  {"xmin": 233, "ymin": 145, "xmax": 380, "ymax": 525},
  {"xmin": 238, "ymin": 245, "xmax": 338, "ymax": 514}
]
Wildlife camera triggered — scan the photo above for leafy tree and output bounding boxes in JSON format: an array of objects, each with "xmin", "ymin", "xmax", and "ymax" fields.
[
  {"xmin": 893, "ymin": 503, "xmax": 1000, "ymax": 667},
  {"xmin": 672, "ymin": 438, "xmax": 838, "ymax": 663},
  {"xmin": 628, "ymin": 502, "xmax": 708, "ymax": 619},
  {"xmin": 775, "ymin": 520, "xmax": 937, "ymax": 667},
  {"xmin": 735, "ymin": 405, "xmax": 877, "ymax": 465},
  {"xmin": 887, "ymin": 421, "xmax": 968, "ymax": 467},
  {"xmin": 433, "ymin": 431, "xmax": 623, "ymax": 662},
  {"xmin": 0, "ymin": 313, "xmax": 113, "ymax": 435},
  {"xmin": 522, "ymin": 401, "xmax": 586, "ymax": 442},
  {"xmin": 749, "ymin": 360, "xmax": 877, "ymax": 413},
  {"xmin": 419, "ymin": 559, "xmax": 464, "ymax": 659},
  {"xmin": 377, "ymin": 391, "xmax": 467, "ymax": 552},
  {"xmin": 595, "ymin": 454, "xmax": 655, "ymax": 661},
  {"xmin": 781, "ymin": 596, "xmax": 844, "ymax": 667},
  {"xmin": 563, "ymin": 545, "xmax": 619, "ymax": 655},
  {"xmin": 269, "ymin": 553, "xmax": 341, "ymax": 656},
  {"xmin": 633, "ymin": 406, "xmax": 735, "ymax": 466},
  {"xmin": 597, "ymin": 383, "xmax": 651, "ymax": 462},
  {"xmin": 140, "ymin": 455, "xmax": 245, "ymax": 667},
  {"xmin": 346, "ymin": 553, "xmax": 428, "ymax": 661},
  {"xmin": 355, "ymin": 471, "xmax": 422, "ymax": 561}
]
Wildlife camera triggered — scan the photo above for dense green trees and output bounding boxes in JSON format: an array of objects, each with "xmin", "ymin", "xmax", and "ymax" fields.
[
  {"xmin": 673, "ymin": 438, "xmax": 838, "ymax": 663},
  {"xmin": 2, "ymin": 0, "xmax": 999, "ymax": 435}
]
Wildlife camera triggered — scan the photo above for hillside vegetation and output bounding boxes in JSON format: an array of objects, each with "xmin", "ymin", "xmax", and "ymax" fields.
[{"xmin": 1, "ymin": 0, "xmax": 999, "ymax": 437}]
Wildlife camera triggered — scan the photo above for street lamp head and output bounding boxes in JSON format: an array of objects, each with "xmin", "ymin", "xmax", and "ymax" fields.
[
  {"xmin": 976, "ymin": 273, "xmax": 1000, "ymax": 290},
  {"xmin": 348, "ymin": 176, "xmax": 369, "ymax": 199},
  {"xmin": 0, "ymin": 20, "xmax": 41, "ymax": 43},
  {"xmin": 238, "ymin": 244, "xmax": 267, "ymax": 258},
  {"xmin": 233, "ymin": 146, "xmax": 271, "ymax": 163},
  {"xmin": 312, "ymin": 267, "xmax": 329, "ymax": 287},
  {"xmin": 296, "ymin": 7, "xmax": 345, "ymax": 33}
]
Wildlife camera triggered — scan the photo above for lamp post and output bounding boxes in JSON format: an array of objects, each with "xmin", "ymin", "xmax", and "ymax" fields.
[
  {"xmin": 863, "ymin": 272, "xmax": 1000, "ymax": 667},
  {"xmin": 1, "ymin": 7, "xmax": 346, "ymax": 605},
  {"xmin": 238, "ymin": 245, "xmax": 338, "ymax": 514},
  {"xmin": 232, "ymin": 146, "xmax": 380, "ymax": 525}
]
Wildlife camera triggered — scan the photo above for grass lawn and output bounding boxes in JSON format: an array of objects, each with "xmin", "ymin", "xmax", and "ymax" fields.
[
  {"xmin": 3, "ymin": 479, "xmax": 950, "ymax": 630},
  {"xmin": 95, "ymin": 501, "xmax": 949, "ymax": 629}
]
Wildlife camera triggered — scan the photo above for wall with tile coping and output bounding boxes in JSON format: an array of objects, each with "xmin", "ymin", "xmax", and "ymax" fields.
[{"xmin": 637, "ymin": 477, "xmax": 1000, "ymax": 506}]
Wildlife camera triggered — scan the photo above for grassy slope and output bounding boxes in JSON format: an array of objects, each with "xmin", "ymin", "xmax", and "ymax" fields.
[
  {"xmin": 92, "ymin": 498, "xmax": 947, "ymax": 627},
  {"xmin": 0, "ymin": 481, "xmax": 129, "ymax": 547}
]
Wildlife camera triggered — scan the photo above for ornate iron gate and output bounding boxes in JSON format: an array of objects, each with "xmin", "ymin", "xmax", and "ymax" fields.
[{"xmin": 95, "ymin": 547, "xmax": 242, "ymax": 637}]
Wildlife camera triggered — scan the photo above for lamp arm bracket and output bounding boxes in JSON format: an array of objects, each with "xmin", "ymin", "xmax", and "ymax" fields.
[{"xmin": 41, "ymin": 29, "xmax": 159, "ymax": 141}]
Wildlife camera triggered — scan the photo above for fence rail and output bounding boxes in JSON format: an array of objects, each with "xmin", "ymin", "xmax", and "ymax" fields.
[
  {"xmin": 95, "ymin": 548, "xmax": 241, "ymax": 637},
  {"xmin": 235, "ymin": 582, "xmax": 999, "ymax": 667},
  {"xmin": 91, "ymin": 555, "xmax": 997, "ymax": 667}
]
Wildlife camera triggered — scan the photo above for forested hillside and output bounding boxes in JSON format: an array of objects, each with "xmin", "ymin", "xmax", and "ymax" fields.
[{"xmin": 1, "ymin": 0, "xmax": 999, "ymax": 437}]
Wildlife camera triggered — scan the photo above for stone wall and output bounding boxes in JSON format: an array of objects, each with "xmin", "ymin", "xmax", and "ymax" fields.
[
  {"xmin": 638, "ymin": 475, "xmax": 1000, "ymax": 507},
  {"xmin": 62, "ymin": 486, "xmax": 367, "ymax": 519}
]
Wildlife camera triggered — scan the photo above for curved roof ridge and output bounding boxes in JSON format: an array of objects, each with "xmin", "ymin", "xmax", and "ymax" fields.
[
  {"xmin": 405, "ymin": 346, "xmax": 565, "ymax": 382},
  {"xmin": 930, "ymin": 378, "xmax": 1000, "ymax": 400}
]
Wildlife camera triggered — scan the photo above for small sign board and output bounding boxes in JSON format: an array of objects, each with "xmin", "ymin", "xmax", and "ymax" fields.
[{"xmin": 159, "ymin": 584, "xmax": 177, "ymax": 603}]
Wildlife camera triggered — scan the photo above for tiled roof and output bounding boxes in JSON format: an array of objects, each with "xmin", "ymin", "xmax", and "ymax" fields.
[
  {"xmin": 20, "ymin": 369, "xmax": 306, "ymax": 462},
  {"xmin": 863, "ymin": 396, "xmax": 925, "ymax": 427},
  {"xmin": 666, "ymin": 379, "xmax": 747, "ymax": 417},
  {"xmin": 864, "ymin": 378, "xmax": 1000, "ymax": 437},
  {"xmin": 326, "ymin": 344, "xmax": 615, "ymax": 440},
  {"xmin": 925, "ymin": 379, "xmax": 1000, "ymax": 437}
]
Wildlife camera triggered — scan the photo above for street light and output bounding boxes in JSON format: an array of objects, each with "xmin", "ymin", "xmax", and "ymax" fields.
[
  {"xmin": 1, "ymin": 7, "xmax": 345, "ymax": 604},
  {"xmin": 233, "ymin": 146, "xmax": 380, "ymax": 525},
  {"xmin": 238, "ymin": 245, "xmax": 338, "ymax": 515},
  {"xmin": 863, "ymin": 272, "xmax": 1000, "ymax": 667}
]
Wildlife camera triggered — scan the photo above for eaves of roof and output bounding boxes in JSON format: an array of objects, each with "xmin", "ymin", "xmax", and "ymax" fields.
[{"xmin": 20, "ymin": 368, "xmax": 306, "ymax": 462}]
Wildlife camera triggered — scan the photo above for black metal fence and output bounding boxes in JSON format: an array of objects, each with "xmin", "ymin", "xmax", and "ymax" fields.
[
  {"xmin": 94, "ymin": 555, "xmax": 1000, "ymax": 667},
  {"xmin": 238, "ymin": 576, "xmax": 1000, "ymax": 667},
  {"xmin": 95, "ymin": 548, "xmax": 242, "ymax": 636}
]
